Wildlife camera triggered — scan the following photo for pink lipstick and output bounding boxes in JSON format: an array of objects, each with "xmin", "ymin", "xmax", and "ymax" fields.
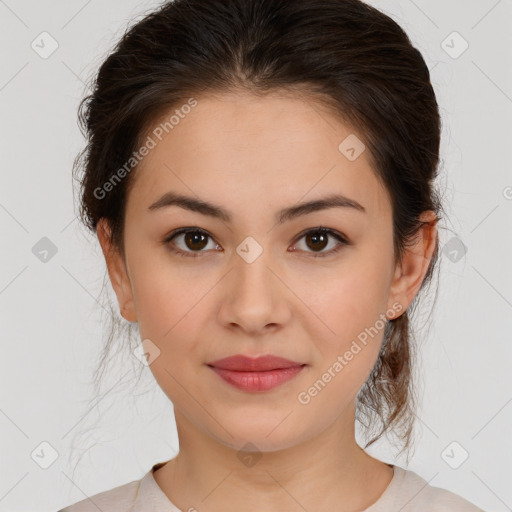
[{"xmin": 207, "ymin": 355, "xmax": 306, "ymax": 392}]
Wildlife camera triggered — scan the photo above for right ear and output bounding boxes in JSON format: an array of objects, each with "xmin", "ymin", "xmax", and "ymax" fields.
[{"xmin": 96, "ymin": 218, "xmax": 137, "ymax": 323}]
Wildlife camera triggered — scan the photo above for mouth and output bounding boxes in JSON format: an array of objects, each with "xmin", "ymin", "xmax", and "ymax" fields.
[
  {"xmin": 207, "ymin": 354, "xmax": 306, "ymax": 371},
  {"xmin": 207, "ymin": 354, "xmax": 307, "ymax": 392}
]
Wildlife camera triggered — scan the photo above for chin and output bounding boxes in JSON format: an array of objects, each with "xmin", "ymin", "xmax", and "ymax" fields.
[{"xmin": 208, "ymin": 417, "xmax": 307, "ymax": 454}]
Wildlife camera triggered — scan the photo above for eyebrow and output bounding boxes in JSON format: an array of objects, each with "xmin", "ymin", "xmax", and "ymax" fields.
[{"xmin": 148, "ymin": 191, "xmax": 366, "ymax": 224}]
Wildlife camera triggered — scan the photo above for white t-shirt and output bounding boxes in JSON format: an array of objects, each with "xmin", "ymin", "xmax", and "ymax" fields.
[{"xmin": 58, "ymin": 461, "xmax": 485, "ymax": 511}]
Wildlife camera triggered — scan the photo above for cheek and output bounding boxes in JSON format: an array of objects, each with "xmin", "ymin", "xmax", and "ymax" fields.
[
  {"xmin": 132, "ymin": 267, "xmax": 208, "ymax": 404},
  {"xmin": 129, "ymin": 250, "xmax": 203, "ymax": 336},
  {"xmin": 130, "ymin": 260, "xmax": 210, "ymax": 371},
  {"xmin": 297, "ymin": 260, "xmax": 391, "ymax": 369},
  {"xmin": 295, "ymin": 276, "xmax": 390, "ymax": 416}
]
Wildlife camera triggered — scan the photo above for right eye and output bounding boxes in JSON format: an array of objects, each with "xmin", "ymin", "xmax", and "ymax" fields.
[{"xmin": 163, "ymin": 227, "xmax": 221, "ymax": 258}]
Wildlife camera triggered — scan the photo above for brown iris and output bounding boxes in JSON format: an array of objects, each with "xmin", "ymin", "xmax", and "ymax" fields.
[
  {"xmin": 304, "ymin": 230, "xmax": 329, "ymax": 252},
  {"xmin": 184, "ymin": 231, "xmax": 209, "ymax": 251}
]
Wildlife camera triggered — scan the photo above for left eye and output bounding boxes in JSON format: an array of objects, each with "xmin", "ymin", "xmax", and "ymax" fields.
[
  {"xmin": 291, "ymin": 227, "xmax": 349, "ymax": 257},
  {"xmin": 163, "ymin": 227, "xmax": 349, "ymax": 258}
]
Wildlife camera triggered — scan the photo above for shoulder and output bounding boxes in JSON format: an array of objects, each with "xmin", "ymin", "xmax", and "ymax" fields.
[
  {"xmin": 394, "ymin": 466, "xmax": 485, "ymax": 512},
  {"xmin": 57, "ymin": 477, "xmax": 141, "ymax": 512}
]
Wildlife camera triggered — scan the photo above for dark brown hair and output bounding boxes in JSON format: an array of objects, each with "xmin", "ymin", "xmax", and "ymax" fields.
[{"xmin": 72, "ymin": 0, "xmax": 444, "ymax": 463}]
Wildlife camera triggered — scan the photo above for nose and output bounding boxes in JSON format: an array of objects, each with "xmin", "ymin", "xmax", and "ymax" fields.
[{"xmin": 216, "ymin": 250, "xmax": 292, "ymax": 336}]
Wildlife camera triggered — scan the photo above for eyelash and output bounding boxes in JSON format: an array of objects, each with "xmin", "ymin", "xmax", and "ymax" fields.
[{"xmin": 162, "ymin": 226, "xmax": 350, "ymax": 259}]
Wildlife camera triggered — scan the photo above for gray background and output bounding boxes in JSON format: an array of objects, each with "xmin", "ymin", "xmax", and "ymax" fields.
[{"xmin": 0, "ymin": 0, "xmax": 511, "ymax": 510}]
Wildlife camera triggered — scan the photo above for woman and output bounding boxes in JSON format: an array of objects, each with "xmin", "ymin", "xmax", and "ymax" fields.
[{"xmin": 59, "ymin": 0, "xmax": 484, "ymax": 510}]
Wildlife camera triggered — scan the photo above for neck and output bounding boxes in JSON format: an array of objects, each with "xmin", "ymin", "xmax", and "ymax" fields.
[{"xmin": 153, "ymin": 403, "xmax": 394, "ymax": 512}]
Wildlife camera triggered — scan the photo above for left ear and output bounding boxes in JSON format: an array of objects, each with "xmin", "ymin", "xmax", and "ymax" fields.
[{"xmin": 387, "ymin": 210, "xmax": 438, "ymax": 315}]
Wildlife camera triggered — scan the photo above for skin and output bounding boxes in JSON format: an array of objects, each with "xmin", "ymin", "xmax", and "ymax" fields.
[{"xmin": 97, "ymin": 89, "xmax": 437, "ymax": 512}]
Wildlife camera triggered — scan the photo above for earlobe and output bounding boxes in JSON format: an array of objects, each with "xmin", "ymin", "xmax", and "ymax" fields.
[
  {"xmin": 96, "ymin": 218, "xmax": 137, "ymax": 323},
  {"xmin": 387, "ymin": 211, "xmax": 438, "ymax": 315}
]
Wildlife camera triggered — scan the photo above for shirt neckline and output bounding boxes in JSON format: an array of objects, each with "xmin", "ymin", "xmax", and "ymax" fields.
[
  {"xmin": 362, "ymin": 464, "xmax": 405, "ymax": 511},
  {"xmin": 139, "ymin": 461, "xmax": 402, "ymax": 511}
]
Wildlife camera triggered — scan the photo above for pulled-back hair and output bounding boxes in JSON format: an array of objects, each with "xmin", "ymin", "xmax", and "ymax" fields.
[{"xmin": 72, "ymin": 0, "xmax": 444, "ymax": 463}]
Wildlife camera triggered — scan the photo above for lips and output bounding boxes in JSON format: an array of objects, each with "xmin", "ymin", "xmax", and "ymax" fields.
[
  {"xmin": 207, "ymin": 354, "xmax": 305, "ymax": 372},
  {"xmin": 207, "ymin": 355, "xmax": 307, "ymax": 392}
]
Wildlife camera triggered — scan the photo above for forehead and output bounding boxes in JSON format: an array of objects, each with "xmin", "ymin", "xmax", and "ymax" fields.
[{"xmin": 128, "ymin": 90, "xmax": 391, "ymax": 220}]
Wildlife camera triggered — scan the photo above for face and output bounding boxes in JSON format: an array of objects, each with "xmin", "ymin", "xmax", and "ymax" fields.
[{"xmin": 98, "ymin": 90, "xmax": 436, "ymax": 453}]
